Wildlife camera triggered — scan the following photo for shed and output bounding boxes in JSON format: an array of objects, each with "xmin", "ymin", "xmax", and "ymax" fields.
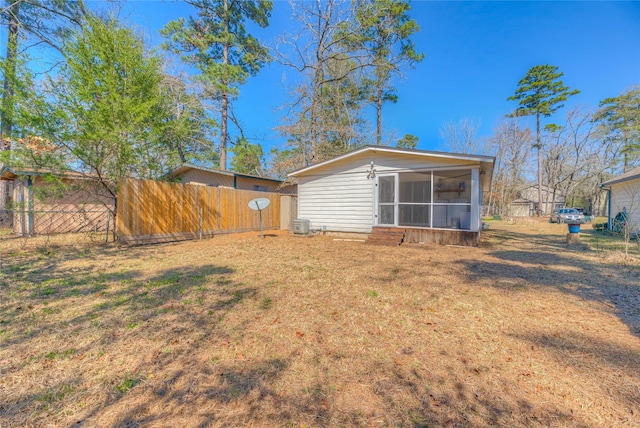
[
  {"xmin": 167, "ymin": 164, "xmax": 296, "ymax": 194},
  {"xmin": 288, "ymin": 146, "xmax": 494, "ymax": 246},
  {"xmin": 601, "ymin": 166, "xmax": 640, "ymax": 233},
  {"xmin": 509, "ymin": 184, "xmax": 566, "ymax": 217}
]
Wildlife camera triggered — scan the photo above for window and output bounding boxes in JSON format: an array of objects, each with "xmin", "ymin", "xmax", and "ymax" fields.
[{"xmin": 253, "ymin": 185, "xmax": 268, "ymax": 192}]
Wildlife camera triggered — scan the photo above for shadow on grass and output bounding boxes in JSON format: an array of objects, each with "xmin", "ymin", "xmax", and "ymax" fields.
[
  {"xmin": 0, "ymin": 241, "xmax": 269, "ymax": 425},
  {"xmin": 511, "ymin": 331, "xmax": 640, "ymax": 421},
  {"xmin": 106, "ymin": 358, "xmax": 291, "ymax": 427},
  {"xmin": 2, "ymin": 229, "xmax": 639, "ymax": 426},
  {"xmin": 0, "ymin": 261, "xmax": 246, "ymax": 347},
  {"xmin": 368, "ymin": 365, "xmax": 583, "ymax": 427},
  {"xmin": 469, "ymin": 228, "xmax": 640, "ymax": 338},
  {"xmin": 481, "ymin": 228, "xmax": 571, "ymax": 251},
  {"xmin": 483, "ymin": 227, "xmax": 640, "ymax": 258}
]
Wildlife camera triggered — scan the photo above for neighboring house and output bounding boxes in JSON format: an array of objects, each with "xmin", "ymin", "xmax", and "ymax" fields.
[
  {"xmin": 0, "ymin": 166, "xmax": 113, "ymax": 235},
  {"xmin": 601, "ymin": 166, "xmax": 640, "ymax": 233},
  {"xmin": 288, "ymin": 146, "xmax": 494, "ymax": 246},
  {"xmin": 167, "ymin": 164, "xmax": 296, "ymax": 194},
  {"xmin": 509, "ymin": 184, "xmax": 566, "ymax": 217}
]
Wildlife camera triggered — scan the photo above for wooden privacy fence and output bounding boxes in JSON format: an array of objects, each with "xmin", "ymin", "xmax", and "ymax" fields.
[{"xmin": 117, "ymin": 178, "xmax": 281, "ymax": 245}]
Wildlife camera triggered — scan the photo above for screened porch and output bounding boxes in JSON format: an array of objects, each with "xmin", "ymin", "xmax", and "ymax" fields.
[{"xmin": 376, "ymin": 169, "xmax": 477, "ymax": 231}]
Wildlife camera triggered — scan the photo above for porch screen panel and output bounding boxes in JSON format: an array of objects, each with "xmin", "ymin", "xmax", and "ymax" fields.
[
  {"xmin": 399, "ymin": 172, "xmax": 431, "ymax": 227},
  {"xmin": 433, "ymin": 170, "xmax": 472, "ymax": 230}
]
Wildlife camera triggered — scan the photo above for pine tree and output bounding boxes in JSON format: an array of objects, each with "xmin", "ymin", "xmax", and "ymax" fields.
[
  {"xmin": 162, "ymin": 0, "xmax": 272, "ymax": 170},
  {"xmin": 349, "ymin": 0, "xmax": 423, "ymax": 146},
  {"xmin": 595, "ymin": 86, "xmax": 640, "ymax": 171},
  {"xmin": 508, "ymin": 64, "xmax": 579, "ymax": 215}
]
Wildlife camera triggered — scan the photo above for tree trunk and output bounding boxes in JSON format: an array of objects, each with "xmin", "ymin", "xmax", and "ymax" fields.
[
  {"xmin": 309, "ymin": 63, "xmax": 323, "ymax": 166},
  {"xmin": 1, "ymin": 0, "xmax": 20, "ymax": 145},
  {"xmin": 221, "ymin": 92, "xmax": 228, "ymax": 170},
  {"xmin": 0, "ymin": 1, "xmax": 20, "ymax": 226},
  {"xmin": 536, "ymin": 113, "xmax": 543, "ymax": 216},
  {"xmin": 376, "ymin": 81, "xmax": 382, "ymax": 146},
  {"xmin": 219, "ymin": 0, "xmax": 229, "ymax": 171}
]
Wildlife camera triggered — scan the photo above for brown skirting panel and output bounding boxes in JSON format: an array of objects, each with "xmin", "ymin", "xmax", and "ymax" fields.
[{"xmin": 403, "ymin": 228, "xmax": 480, "ymax": 247}]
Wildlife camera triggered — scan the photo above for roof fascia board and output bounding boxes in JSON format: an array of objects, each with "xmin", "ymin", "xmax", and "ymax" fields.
[
  {"xmin": 288, "ymin": 146, "xmax": 494, "ymax": 177},
  {"xmin": 601, "ymin": 167, "xmax": 640, "ymax": 188},
  {"xmin": 601, "ymin": 174, "xmax": 640, "ymax": 188},
  {"xmin": 170, "ymin": 163, "xmax": 283, "ymax": 183}
]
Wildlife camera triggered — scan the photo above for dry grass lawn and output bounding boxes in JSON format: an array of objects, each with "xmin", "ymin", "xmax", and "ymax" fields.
[{"xmin": 1, "ymin": 219, "xmax": 639, "ymax": 427}]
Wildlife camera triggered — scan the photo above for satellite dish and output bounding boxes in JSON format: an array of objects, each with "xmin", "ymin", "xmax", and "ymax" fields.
[
  {"xmin": 248, "ymin": 198, "xmax": 271, "ymax": 238},
  {"xmin": 248, "ymin": 198, "xmax": 270, "ymax": 211}
]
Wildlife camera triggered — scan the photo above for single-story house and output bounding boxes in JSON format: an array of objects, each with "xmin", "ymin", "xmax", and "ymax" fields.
[
  {"xmin": 167, "ymin": 164, "xmax": 297, "ymax": 194},
  {"xmin": 509, "ymin": 184, "xmax": 566, "ymax": 217},
  {"xmin": 0, "ymin": 166, "xmax": 113, "ymax": 235},
  {"xmin": 288, "ymin": 146, "xmax": 495, "ymax": 246},
  {"xmin": 601, "ymin": 166, "xmax": 640, "ymax": 233}
]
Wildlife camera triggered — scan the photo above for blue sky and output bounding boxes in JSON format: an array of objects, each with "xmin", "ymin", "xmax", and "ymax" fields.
[{"xmin": 38, "ymin": 1, "xmax": 640, "ymax": 158}]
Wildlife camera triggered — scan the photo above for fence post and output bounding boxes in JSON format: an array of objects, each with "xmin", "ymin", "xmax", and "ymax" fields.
[
  {"xmin": 27, "ymin": 177, "xmax": 34, "ymax": 235},
  {"xmin": 199, "ymin": 207, "xmax": 203, "ymax": 240},
  {"xmin": 105, "ymin": 211, "xmax": 111, "ymax": 243}
]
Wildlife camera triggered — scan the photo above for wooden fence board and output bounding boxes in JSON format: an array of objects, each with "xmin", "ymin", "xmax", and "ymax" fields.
[{"xmin": 116, "ymin": 178, "xmax": 282, "ymax": 245}]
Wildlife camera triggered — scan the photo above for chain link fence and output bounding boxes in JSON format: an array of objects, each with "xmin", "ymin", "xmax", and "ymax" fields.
[
  {"xmin": 0, "ymin": 207, "xmax": 113, "ymax": 238},
  {"xmin": 1, "ymin": 175, "xmax": 117, "ymax": 240}
]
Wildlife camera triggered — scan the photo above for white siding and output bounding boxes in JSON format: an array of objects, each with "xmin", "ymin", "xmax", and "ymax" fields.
[
  {"xmin": 610, "ymin": 178, "xmax": 640, "ymax": 231},
  {"xmin": 296, "ymin": 151, "xmax": 482, "ymax": 234},
  {"xmin": 370, "ymin": 153, "xmax": 477, "ymax": 174},
  {"xmin": 298, "ymin": 157, "xmax": 373, "ymax": 233}
]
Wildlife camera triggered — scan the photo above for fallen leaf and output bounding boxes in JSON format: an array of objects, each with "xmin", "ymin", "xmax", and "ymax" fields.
[{"xmin": 319, "ymin": 398, "xmax": 329, "ymax": 410}]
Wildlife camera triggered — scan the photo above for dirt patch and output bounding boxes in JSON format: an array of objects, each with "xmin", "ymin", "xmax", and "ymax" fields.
[{"xmin": 1, "ymin": 220, "xmax": 639, "ymax": 427}]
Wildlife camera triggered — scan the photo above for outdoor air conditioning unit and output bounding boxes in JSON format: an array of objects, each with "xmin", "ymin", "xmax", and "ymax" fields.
[{"xmin": 293, "ymin": 219, "xmax": 310, "ymax": 234}]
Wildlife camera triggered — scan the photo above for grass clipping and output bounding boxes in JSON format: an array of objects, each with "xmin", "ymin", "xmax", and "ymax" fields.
[{"xmin": 1, "ymin": 219, "xmax": 639, "ymax": 427}]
